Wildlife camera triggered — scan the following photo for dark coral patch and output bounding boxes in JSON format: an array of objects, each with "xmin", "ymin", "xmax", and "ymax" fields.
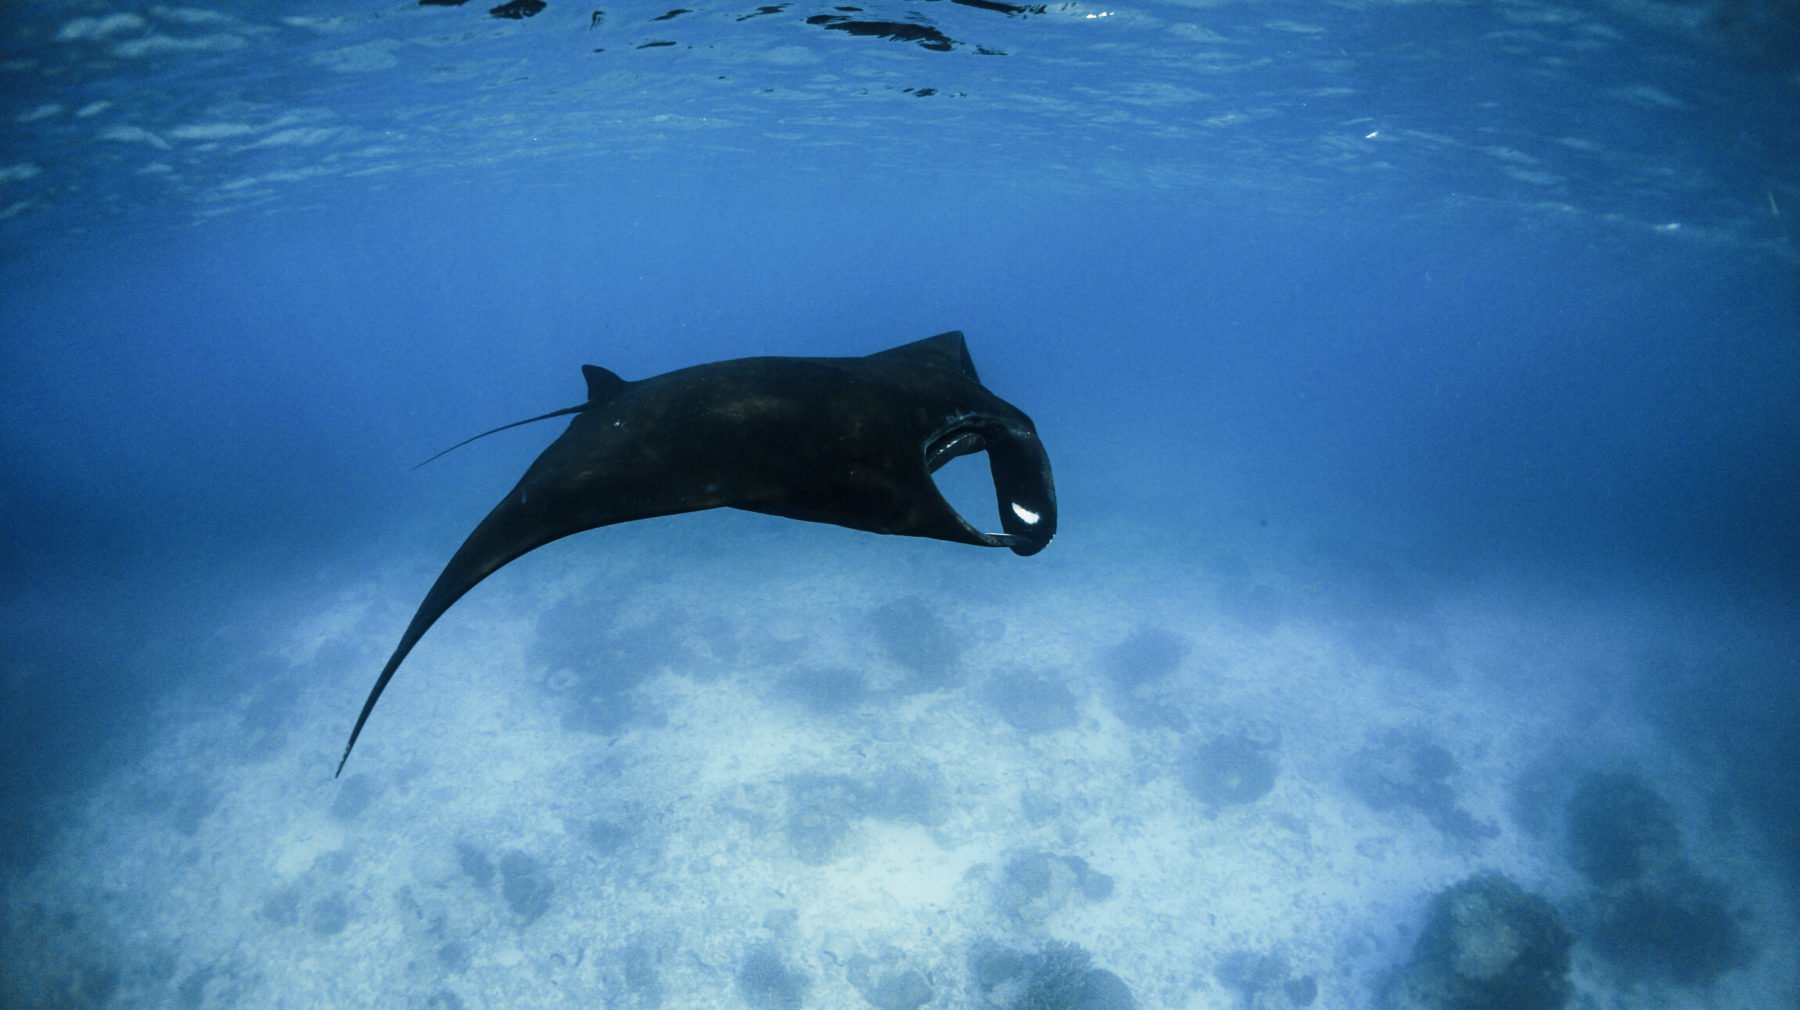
[
  {"xmin": 1564, "ymin": 771, "xmax": 1682, "ymax": 886},
  {"xmin": 970, "ymin": 941, "xmax": 1136, "ymax": 1010},
  {"xmin": 1346, "ymin": 727, "xmax": 1494, "ymax": 841},
  {"xmin": 1589, "ymin": 872, "xmax": 1749, "ymax": 986},
  {"xmin": 498, "ymin": 850, "xmax": 554, "ymax": 926},
  {"xmin": 991, "ymin": 850, "xmax": 1113, "ymax": 924},
  {"xmin": 870, "ymin": 596, "xmax": 963, "ymax": 686},
  {"xmin": 980, "ymin": 668, "xmax": 1078, "ymax": 734},
  {"xmin": 737, "ymin": 944, "xmax": 810, "ymax": 1010},
  {"xmin": 1182, "ymin": 734, "xmax": 1278, "ymax": 808},
  {"xmin": 1384, "ymin": 874, "xmax": 1571, "ymax": 1010},
  {"xmin": 1099, "ymin": 627, "xmax": 1188, "ymax": 690}
]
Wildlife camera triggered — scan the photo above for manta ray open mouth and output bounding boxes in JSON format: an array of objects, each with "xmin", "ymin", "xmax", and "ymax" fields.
[{"xmin": 924, "ymin": 416, "xmax": 1055, "ymax": 557}]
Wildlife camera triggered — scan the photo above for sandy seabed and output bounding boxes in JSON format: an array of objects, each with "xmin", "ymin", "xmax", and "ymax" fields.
[{"xmin": 4, "ymin": 513, "xmax": 1794, "ymax": 1010}]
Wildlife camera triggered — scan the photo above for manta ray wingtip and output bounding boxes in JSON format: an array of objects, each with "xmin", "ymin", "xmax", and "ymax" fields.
[{"xmin": 334, "ymin": 713, "xmax": 362, "ymax": 776}]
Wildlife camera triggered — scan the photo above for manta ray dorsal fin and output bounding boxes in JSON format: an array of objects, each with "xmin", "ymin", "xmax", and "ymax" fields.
[
  {"xmin": 866, "ymin": 330, "xmax": 979, "ymax": 382},
  {"xmin": 581, "ymin": 364, "xmax": 628, "ymax": 403}
]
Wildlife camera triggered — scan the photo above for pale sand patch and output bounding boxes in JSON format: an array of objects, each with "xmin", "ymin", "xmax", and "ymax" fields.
[{"xmin": 4, "ymin": 517, "xmax": 1794, "ymax": 1009}]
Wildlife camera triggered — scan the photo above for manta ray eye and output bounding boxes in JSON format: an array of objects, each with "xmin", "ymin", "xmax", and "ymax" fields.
[{"xmin": 1011, "ymin": 503, "xmax": 1041, "ymax": 525}]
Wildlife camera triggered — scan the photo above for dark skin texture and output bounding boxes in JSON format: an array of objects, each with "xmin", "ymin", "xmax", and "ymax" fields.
[{"xmin": 336, "ymin": 332, "xmax": 1055, "ymax": 775}]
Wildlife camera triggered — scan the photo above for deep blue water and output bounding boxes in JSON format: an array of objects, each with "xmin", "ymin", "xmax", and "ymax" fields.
[{"xmin": 2, "ymin": 3, "xmax": 1798, "ymax": 1008}]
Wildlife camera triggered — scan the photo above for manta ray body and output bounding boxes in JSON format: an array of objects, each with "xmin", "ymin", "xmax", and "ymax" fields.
[{"xmin": 336, "ymin": 331, "xmax": 1056, "ymax": 775}]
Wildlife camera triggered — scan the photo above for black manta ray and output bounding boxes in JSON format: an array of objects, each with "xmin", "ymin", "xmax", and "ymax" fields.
[{"xmin": 336, "ymin": 331, "xmax": 1055, "ymax": 775}]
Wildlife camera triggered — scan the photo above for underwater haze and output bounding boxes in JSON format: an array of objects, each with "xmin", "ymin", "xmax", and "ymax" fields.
[{"xmin": 3, "ymin": 2, "xmax": 1799, "ymax": 1008}]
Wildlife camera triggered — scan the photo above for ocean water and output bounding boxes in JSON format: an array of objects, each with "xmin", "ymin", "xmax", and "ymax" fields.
[{"xmin": 2, "ymin": 2, "xmax": 1798, "ymax": 1008}]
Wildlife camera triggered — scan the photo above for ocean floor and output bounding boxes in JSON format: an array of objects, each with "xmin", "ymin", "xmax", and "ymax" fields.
[{"xmin": 3, "ymin": 513, "xmax": 1794, "ymax": 1010}]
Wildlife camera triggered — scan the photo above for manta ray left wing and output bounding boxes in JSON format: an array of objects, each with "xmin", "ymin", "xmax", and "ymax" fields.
[{"xmin": 336, "ymin": 331, "xmax": 1055, "ymax": 775}]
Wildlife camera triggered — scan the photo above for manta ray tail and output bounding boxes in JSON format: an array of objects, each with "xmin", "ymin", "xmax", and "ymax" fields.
[
  {"xmin": 408, "ymin": 365, "xmax": 629, "ymax": 470},
  {"xmin": 409, "ymin": 403, "xmax": 589, "ymax": 470}
]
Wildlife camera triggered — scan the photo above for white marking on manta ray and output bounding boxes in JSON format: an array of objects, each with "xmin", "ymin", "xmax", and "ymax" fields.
[{"xmin": 1012, "ymin": 502, "xmax": 1040, "ymax": 525}]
